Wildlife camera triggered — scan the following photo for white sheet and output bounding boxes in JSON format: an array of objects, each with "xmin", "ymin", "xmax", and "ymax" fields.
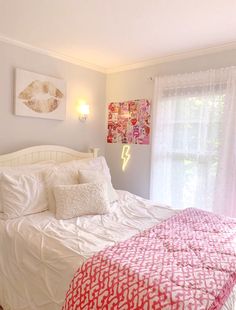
[{"xmin": 0, "ymin": 191, "xmax": 235, "ymax": 310}]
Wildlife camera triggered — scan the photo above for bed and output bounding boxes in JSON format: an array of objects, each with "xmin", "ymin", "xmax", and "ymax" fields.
[{"xmin": 0, "ymin": 145, "xmax": 235, "ymax": 310}]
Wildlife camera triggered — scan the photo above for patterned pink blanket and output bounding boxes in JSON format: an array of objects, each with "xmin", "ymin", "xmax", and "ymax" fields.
[{"xmin": 63, "ymin": 208, "xmax": 236, "ymax": 309}]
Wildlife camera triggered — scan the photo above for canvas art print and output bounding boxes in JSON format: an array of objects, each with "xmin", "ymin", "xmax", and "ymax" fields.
[
  {"xmin": 107, "ymin": 99, "xmax": 150, "ymax": 144},
  {"xmin": 15, "ymin": 69, "xmax": 66, "ymax": 120}
]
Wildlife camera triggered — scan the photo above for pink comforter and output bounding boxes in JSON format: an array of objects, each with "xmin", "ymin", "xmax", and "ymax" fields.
[{"xmin": 63, "ymin": 208, "xmax": 236, "ymax": 309}]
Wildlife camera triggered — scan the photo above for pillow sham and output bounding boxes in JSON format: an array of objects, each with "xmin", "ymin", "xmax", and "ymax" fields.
[
  {"xmin": 55, "ymin": 156, "xmax": 111, "ymax": 174},
  {"xmin": 53, "ymin": 182, "xmax": 110, "ymax": 220},
  {"xmin": 0, "ymin": 161, "xmax": 55, "ymax": 214},
  {"xmin": 78, "ymin": 169, "xmax": 118, "ymax": 203},
  {"xmin": 44, "ymin": 156, "xmax": 113, "ymax": 212},
  {"xmin": 1, "ymin": 172, "xmax": 48, "ymax": 219}
]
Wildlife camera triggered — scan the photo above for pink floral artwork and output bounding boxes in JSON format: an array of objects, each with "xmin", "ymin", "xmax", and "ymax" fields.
[{"xmin": 107, "ymin": 99, "xmax": 150, "ymax": 144}]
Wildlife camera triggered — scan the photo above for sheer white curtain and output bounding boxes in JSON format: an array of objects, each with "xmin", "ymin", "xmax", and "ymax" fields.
[{"xmin": 150, "ymin": 67, "xmax": 236, "ymax": 217}]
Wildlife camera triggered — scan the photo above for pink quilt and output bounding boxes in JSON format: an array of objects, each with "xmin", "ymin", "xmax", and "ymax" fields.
[{"xmin": 63, "ymin": 208, "xmax": 236, "ymax": 309}]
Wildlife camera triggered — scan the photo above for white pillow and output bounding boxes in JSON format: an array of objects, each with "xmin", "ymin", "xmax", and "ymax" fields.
[
  {"xmin": 1, "ymin": 172, "xmax": 48, "ymax": 219},
  {"xmin": 0, "ymin": 161, "xmax": 55, "ymax": 214},
  {"xmin": 78, "ymin": 169, "xmax": 118, "ymax": 203},
  {"xmin": 44, "ymin": 156, "xmax": 113, "ymax": 212},
  {"xmin": 43, "ymin": 166, "xmax": 80, "ymax": 213},
  {"xmin": 59, "ymin": 156, "xmax": 112, "ymax": 175},
  {"xmin": 54, "ymin": 182, "xmax": 110, "ymax": 220}
]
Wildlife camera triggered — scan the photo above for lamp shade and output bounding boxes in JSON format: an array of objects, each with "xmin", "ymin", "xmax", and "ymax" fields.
[
  {"xmin": 79, "ymin": 102, "xmax": 89, "ymax": 115},
  {"xmin": 78, "ymin": 102, "xmax": 90, "ymax": 121}
]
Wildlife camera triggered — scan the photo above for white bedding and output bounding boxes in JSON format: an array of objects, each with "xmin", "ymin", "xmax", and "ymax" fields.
[{"xmin": 0, "ymin": 191, "xmax": 235, "ymax": 310}]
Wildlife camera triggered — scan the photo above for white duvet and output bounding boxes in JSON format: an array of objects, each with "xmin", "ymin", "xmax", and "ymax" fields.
[{"xmin": 0, "ymin": 191, "xmax": 235, "ymax": 310}]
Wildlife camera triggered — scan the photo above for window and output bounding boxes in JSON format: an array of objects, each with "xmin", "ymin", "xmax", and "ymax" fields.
[{"xmin": 150, "ymin": 70, "xmax": 230, "ymax": 213}]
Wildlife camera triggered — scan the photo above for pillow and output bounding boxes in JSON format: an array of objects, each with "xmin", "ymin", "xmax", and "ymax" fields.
[
  {"xmin": 43, "ymin": 166, "xmax": 80, "ymax": 213},
  {"xmin": 53, "ymin": 182, "xmax": 110, "ymax": 220},
  {"xmin": 78, "ymin": 169, "xmax": 118, "ymax": 203},
  {"xmin": 0, "ymin": 161, "xmax": 55, "ymax": 214},
  {"xmin": 0, "ymin": 172, "xmax": 48, "ymax": 219},
  {"xmin": 57, "ymin": 156, "xmax": 111, "ymax": 175},
  {"xmin": 44, "ymin": 156, "xmax": 113, "ymax": 212}
]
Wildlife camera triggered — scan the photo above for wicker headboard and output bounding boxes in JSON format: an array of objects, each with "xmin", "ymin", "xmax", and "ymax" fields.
[{"xmin": 0, "ymin": 145, "xmax": 99, "ymax": 167}]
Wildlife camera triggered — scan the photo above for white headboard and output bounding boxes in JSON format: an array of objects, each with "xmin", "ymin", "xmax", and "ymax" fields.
[{"xmin": 0, "ymin": 145, "xmax": 99, "ymax": 167}]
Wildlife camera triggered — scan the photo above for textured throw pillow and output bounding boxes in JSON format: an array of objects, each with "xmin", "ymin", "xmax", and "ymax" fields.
[
  {"xmin": 1, "ymin": 172, "xmax": 48, "ymax": 219},
  {"xmin": 44, "ymin": 156, "xmax": 114, "ymax": 212},
  {"xmin": 53, "ymin": 182, "xmax": 110, "ymax": 220},
  {"xmin": 78, "ymin": 169, "xmax": 118, "ymax": 203},
  {"xmin": 43, "ymin": 167, "xmax": 79, "ymax": 213},
  {"xmin": 0, "ymin": 161, "xmax": 54, "ymax": 214}
]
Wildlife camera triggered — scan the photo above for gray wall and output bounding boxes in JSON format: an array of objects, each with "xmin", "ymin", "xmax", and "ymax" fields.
[
  {"xmin": 0, "ymin": 41, "xmax": 106, "ymax": 155},
  {"xmin": 106, "ymin": 49, "xmax": 236, "ymax": 199}
]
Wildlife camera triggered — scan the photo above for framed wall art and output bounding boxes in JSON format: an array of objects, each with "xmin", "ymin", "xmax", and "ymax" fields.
[
  {"xmin": 15, "ymin": 68, "xmax": 66, "ymax": 120},
  {"xmin": 107, "ymin": 99, "xmax": 151, "ymax": 144}
]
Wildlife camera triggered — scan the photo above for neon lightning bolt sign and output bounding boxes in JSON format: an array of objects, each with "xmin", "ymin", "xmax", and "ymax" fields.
[{"xmin": 121, "ymin": 145, "xmax": 131, "ymax": 171}]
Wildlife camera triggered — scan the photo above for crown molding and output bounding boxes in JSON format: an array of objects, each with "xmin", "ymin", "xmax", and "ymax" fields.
[
  {"xmin": 0, "ymin": 34, "xmax": 107, "ymax": 73},
  {"xmin": 106, "ymin": 41, "xmax": 236, "ymax": 74},
  {"xmin": 1, "ymin": 34, "xmax": 236, "ymax": 75}
]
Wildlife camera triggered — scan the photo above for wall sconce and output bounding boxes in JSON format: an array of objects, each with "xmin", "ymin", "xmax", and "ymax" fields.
[{"xmin": 78, "ymin": 101, "xmax": 90, "ymax": 121}]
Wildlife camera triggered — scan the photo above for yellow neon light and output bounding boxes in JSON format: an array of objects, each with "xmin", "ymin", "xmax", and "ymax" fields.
[{"xmin": 121, "ymin": 145, "xmax": 130, "ymax": 171}]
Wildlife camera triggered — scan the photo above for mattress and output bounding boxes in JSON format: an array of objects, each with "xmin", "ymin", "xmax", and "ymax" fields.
[{"xmin": 0, "ymin": 191, "xmax": 235, "ymax": 310}]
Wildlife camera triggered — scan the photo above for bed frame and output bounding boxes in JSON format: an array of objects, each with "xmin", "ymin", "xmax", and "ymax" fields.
[{"xmin": 0, "ymin": 145, "xmax": 99, "ymax": 167}]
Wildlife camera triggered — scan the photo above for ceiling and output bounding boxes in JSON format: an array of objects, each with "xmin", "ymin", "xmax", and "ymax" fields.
[{"xmin": 0, "ymin": 0, "xmax": 236, "ymax": 72}]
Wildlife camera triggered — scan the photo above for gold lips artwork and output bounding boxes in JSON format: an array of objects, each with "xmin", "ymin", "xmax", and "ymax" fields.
[{"xmin": 18, "ymin": 80, "xmax": 64, "ymax": 113}]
